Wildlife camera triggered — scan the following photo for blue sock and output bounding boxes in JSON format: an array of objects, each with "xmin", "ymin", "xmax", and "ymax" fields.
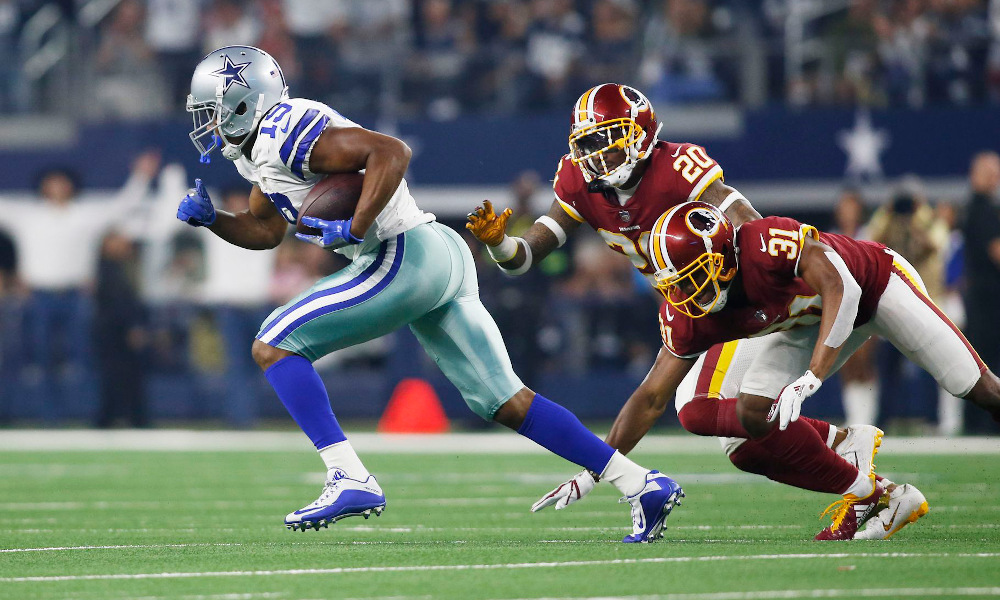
[
  {"xmin": 516, "ymin": 394, "xmax": 615, "ymax": 474},
  {"xmin": 264, "ymin": 355, "xmax": 346, "ymax": 450}
]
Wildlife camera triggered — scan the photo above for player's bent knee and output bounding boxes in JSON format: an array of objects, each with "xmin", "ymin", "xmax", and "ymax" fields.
[
  {"xmin": 965, "ymin": 370, "xmax": 1000, "ymax": 411},
  {"xmin": 492, "ymin": 387, "xmax": 534, "ymax": 430},
  {"xmin": 251, "ymin": 339, "xmax": 294, "ymax": 371},
  {"xmin": 677, "ymin": 397, "xmax": 719, "ymax": 437}
]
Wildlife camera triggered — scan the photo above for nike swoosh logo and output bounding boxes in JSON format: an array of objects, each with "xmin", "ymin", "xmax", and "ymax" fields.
[
  {"xmin": 295, "ymin": 505, "xmax": 328, "ymax": 515},
  {"xmin": 671, "ymin": 147, "xmax": 682, "ymax": 157},
  {"xmin": 883, "ymin": 505, "xmax": 901, "ymax": 531},
  {"xmin": 759, "ymin": 234, "xmax": 767, "ymax": 252},
  {"xmin": 664, "ymin": 308, "xmax": 674, "ymax": 321}
]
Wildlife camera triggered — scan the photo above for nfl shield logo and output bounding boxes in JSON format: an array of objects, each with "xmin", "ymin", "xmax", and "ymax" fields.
[{"xmin": 619, "ymin": 210, "xmax": 631, "ymax": 223}]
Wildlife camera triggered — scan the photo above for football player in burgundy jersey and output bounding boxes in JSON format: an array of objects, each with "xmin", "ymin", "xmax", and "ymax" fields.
[
  {"xmin": 610, "ymin": 201, "xmax": 1000, "ymax": 539},
  {"xmin": 468, "ymin": 84, "xmax": 886, "ymax": 531}
]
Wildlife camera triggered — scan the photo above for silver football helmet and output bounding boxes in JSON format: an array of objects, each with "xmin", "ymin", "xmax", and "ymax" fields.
[{"xmin": 187, "ymin": 45, "xmax": 289, "ymax": 163}]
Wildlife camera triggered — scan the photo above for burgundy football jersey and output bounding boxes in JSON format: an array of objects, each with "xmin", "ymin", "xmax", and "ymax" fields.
[
  {"xmin": 553, "ymin": 141, "xmax": 723, "ymax": 283},
  {"xmin": 659, "ymin": 216, "xmax": 894, "ymax": 358}
]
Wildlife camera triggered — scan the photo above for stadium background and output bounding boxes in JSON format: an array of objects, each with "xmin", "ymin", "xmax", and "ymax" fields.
[{"xmin": 0, "ymin": 0, "xmax": 996, "ymax": 433}]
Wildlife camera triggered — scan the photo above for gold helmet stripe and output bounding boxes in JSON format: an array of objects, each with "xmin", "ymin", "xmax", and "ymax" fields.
[
  {"xmin": 650, "ymin": 209, "xmax": 672, "ymax": 273},
  {"xmin": 576, "ymin": 86, "xmax": 597, "ymax": 123}
]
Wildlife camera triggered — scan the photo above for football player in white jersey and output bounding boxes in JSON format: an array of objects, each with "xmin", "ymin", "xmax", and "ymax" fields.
[{"xmin": 176, "ymin": 46, "xmax": 683, "ymax": 542}]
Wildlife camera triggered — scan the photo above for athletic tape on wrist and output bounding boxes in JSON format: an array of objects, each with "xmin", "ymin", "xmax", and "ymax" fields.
[
  {"xmin": 487, "ymin": 235, "xmax": 518, "ymax": 262},
  {"xmin": 535, "ymin": 215, "xmax": 567, "ymax": 247},
  {"xmin": 498, "ymin": 238, "xmax": 532, "ymax": 276}
]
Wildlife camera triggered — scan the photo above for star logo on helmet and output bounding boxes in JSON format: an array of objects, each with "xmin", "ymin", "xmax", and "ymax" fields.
[{"xmin": 211, "ymin": 54, "xmax": 252, "ymax": 93}]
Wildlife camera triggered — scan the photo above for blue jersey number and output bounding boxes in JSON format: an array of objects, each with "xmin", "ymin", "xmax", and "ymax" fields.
[
  {"xmin": 266, "ymin": 192, "xmax": 298, "ymax": 224},
  {"xmin": 260, "ymin": 103, "xmax": 293, "ymax": 139}
]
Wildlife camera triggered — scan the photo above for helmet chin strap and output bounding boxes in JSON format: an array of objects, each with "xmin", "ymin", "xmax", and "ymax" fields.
[
  {"xmin": 221, "ymin": 143, "xmax": 243, "ymax": 161},
  {"xmin": 708, "ymin": 286, "xmax": 730, "ymax": 313}
]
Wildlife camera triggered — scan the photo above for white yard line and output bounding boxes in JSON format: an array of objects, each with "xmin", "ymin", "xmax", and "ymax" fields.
[
  {"xmin": 0, "ymin": 431, "xmax": 997, "ymax": 454},
  {"xmin": 520, "ymin": 589, "xmax": 1000, "ymax": 600},
  {"xmin": 6, "ymin": 521, "xmax": 1000, "ymax": 539},
  {"xmin": 0, "ymin": 543, "xmax": 243, "ymax": 553},
  {"xmin": 130, "ymin": 595, "xmax": 286, "ymax": 600},
  {"xmin": 3, "ymin": 553, "xmax": 999, "ymax": 583}
]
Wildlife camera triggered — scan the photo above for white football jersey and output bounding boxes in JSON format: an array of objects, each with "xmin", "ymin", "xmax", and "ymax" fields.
[{"xmin": 233, "ymin": 97, "xmax": 433, "ymax": 257}]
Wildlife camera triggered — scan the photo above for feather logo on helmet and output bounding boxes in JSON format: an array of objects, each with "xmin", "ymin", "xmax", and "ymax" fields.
[
  {"xmin": 619, "ymin": 86, "xmax": 652, "ymax": 119},
  {"xmin": 685, "ymin": 208, "xmax": 721, "ymax": 238}
]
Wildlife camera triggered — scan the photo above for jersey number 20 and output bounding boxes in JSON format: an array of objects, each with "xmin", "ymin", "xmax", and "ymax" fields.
[{"xmin": 672, "ymin": 146, "xmax": 714, "ymax": 184}]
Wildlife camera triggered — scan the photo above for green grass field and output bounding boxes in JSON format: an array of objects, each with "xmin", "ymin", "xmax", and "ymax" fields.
[{"xmin": 1, "ymin": 432, "xmax": 999, "ymax": 599}]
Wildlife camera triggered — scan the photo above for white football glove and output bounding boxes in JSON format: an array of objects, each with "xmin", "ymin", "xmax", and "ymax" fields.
[
  {"xmin": 530, "ymin": 470, "xmax": 598, "ymax": 512},
  {"xmin": 767, "ymin": 370, "xmax": 822, "ymax": 431}
]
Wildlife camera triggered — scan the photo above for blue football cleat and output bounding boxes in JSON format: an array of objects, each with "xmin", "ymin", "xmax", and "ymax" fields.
[
  {"xmin": 285, "ymin": 473, "xmax": 386, "ymax": 531},
  {"xmin": 621, "ymin": 470, "xmax": 684, "ymax": 543}
]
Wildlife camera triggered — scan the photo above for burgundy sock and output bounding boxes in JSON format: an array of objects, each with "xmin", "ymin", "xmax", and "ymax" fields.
[
  {"xmin": 753, "ymin": 418, "xmax": 859, "ymax": 495},
  {"xmin": 730, "ymin": 441, "xmax": 845, "ymax": 493}
]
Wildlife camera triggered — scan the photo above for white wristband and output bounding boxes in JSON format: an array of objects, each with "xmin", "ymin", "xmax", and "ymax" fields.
[
  {"xmin": 498, "ymin": 238, "xmax": 532, "ymax": 276},
  {"xmin": 487, "ymin": 235, "xmax": 518, "ymax": 263},
  {"xmin": 718, "ymin": 190, "xmax": 749, "ymax": 214},
  {"xmin": 535, "ymin": 215, "xmax": 567, "ymax": 247}
]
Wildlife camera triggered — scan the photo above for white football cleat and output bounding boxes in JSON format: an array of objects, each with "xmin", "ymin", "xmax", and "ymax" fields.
[
  {"xmin": 285, "ymin": 473, "xmax": 386, "ymax": 531},
  {"xmin": 854, "ymin": 483, "xmax": 929, "ymax": 540},
  {"xmin": 836, "ymin": 424, "xmax": 883, "ymax": 480},
  {"xmin": 621, "ymin": 471, "xmax": 684, "ymax": 543}
]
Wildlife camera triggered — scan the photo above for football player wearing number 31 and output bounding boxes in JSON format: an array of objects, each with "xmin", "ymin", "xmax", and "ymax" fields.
[
  {"xmin": 627, "ymin": 201, "xmax": 1000, "ymax": 540},
  {"xmin": 176, "ymin": 47, "xmax": 682, "ymax": 542},
  {"xmin": 468, "ymin": 84, "xmax": 891, "ymax": 537}
]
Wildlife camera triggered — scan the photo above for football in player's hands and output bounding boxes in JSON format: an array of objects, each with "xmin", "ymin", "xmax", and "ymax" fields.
[{"xmin": 296, "ymin": 172, "xmax": 364, "ymax": 236}]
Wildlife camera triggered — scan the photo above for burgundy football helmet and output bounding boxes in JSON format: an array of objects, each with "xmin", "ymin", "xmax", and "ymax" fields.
[
  {"xmin": 648, "ymin": 201, "xmax": 738, "ymax": 318},
  {"xmin": 568, "ymin": 83, "xmax": 660, "ymax": 188}
]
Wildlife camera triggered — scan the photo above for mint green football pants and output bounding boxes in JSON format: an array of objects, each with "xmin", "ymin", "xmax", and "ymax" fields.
[{"xmin": 255, "ymin": 222, "xmax": 523, "ymax": 420}]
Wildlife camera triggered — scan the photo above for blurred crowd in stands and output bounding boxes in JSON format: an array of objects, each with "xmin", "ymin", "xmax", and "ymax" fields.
[
  {"xmin": 0, "ymin": 150, "xmax": 998, "ymax": 434},
  {"xmin": 1, "ymin": 0, "xmax": 999, "ymax": 432},
  {"xmin": 1, "ymin": 0, "xmax": 999, "ymax": 118}
]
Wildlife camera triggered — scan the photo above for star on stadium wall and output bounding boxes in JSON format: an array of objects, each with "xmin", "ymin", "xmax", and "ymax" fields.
[{"xmin": 837, "ymin": 110, "xmax": 890, "ymax": 181}]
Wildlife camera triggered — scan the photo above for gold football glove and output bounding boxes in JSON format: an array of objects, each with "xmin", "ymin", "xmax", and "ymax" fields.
[{"xmin": 466, "ymin": 200, "xmax": 513, "ymax": 247}]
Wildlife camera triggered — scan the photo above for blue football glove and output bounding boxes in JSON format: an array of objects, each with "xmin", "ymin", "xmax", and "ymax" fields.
[
  {"xmin": 177, "ymin": 178, "xmax": 216, "ymax": 227},
  {"xmin": 295, "ymin": 216, "xmax": 363, "ymax": 250}
]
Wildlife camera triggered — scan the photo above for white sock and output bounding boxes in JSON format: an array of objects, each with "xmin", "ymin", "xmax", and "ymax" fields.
[
  {"xmin": 938, "ymin": 387, "xmax": 963, "ymax": 436},
  {"xmin": 845, "ymin": 469, "xmax": 875, "ymax": 498},
  {"xmin": 318, "ymin": 440, "xmax": 371, "ymax": 481},
  {"xmin": 842, "ymin": 382, "xmax": 879, "ymax": 426},
  {"xmin": 600, "ymin": 451, "xmax": 649, "ymax": 497}
]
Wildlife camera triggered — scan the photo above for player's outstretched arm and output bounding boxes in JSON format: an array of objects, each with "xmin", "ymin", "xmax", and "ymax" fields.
[
  {"xmin": 467, "ymin": 199, "xmax": 581, "ymax": 275},
  {"xmin": 767, "ymin": 236, "xmax": 863, "ymax": 428},
  {"xmin": 699, "ymin": 179, "xmax": 762, "ymax": 227},
  {"xmin": 531, "ymin": 347, "xmax": 693, "ymax": 513},
  {"xmin": 606, "ymin": 348, "xmax": 696, "ymax": 455},
  {"xmin": 308, "ymin": 127, "xmax": 411, "ymax": 241},
  {"xmin": 190, "ymin": 184, "xmax": 288, "ymax": 250},
  {"xmin": 796, "ymin": 237, "xmax": 861, "ymax": 381}
]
